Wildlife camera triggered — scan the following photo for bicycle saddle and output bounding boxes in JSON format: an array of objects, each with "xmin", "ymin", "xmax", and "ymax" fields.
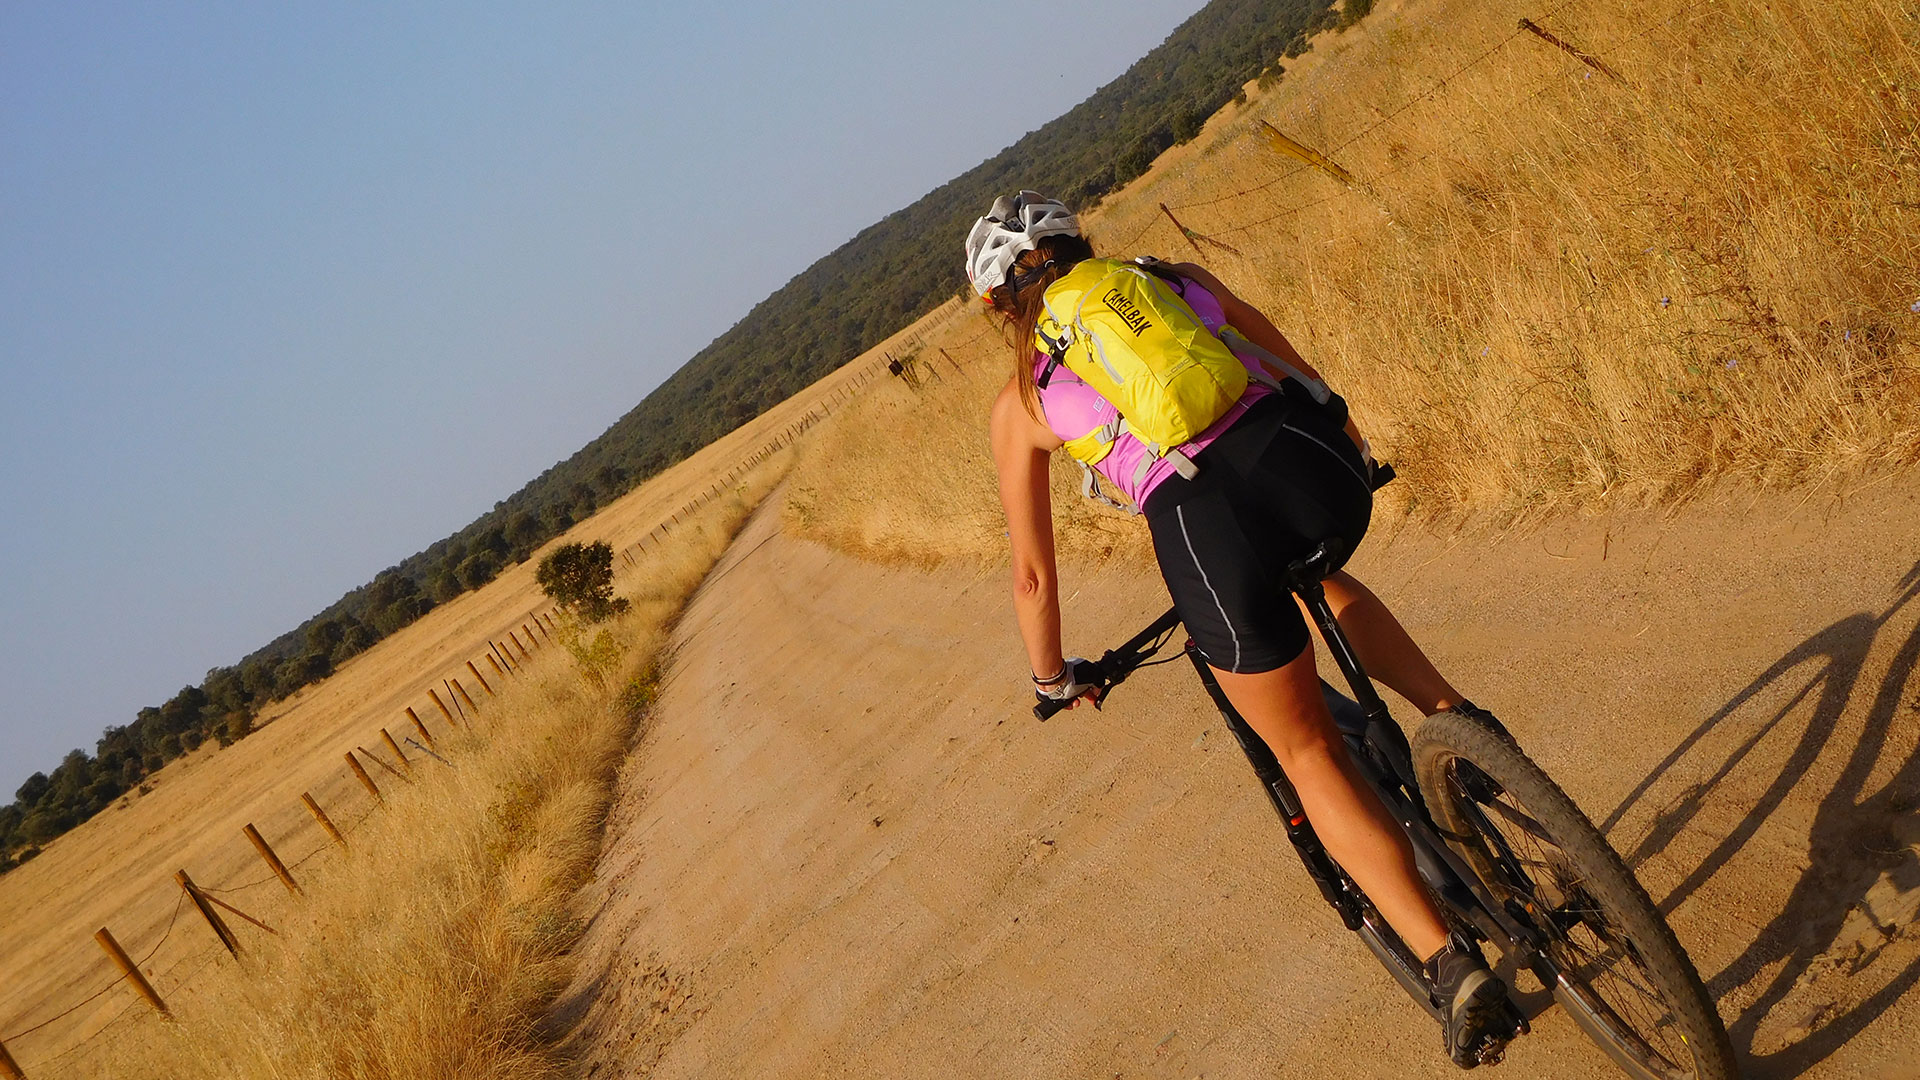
[{"xmin": 1285, "ymin": 539, "xmax": 1345, "ymax": 586}]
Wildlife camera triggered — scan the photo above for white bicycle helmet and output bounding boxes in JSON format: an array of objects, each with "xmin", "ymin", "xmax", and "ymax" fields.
[{"xmin": 964, "ymin": 190, "xmax": 1080, "ymax": 298}]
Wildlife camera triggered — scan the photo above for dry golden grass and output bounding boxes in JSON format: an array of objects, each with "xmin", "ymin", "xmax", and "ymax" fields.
[
  {"xmin": 0, "ymin": 400, "xmax": 808, "ymax": 1071},
  {"xmin": 81, "ymin": 455, "xmax": 788, "ymax": 1079},
  {"xmin": 788, "ymin": 0, "xmax": 1920, "ymax": 566},
  {"xmin": 0, "ymin": 302, "xmax": 867, "ymax": 1075}
]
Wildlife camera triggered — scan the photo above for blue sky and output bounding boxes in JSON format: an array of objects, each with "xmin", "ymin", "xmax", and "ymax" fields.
[{"xmin": 0, "ymin": 2, "xmax": 1209, "ymax": 796}]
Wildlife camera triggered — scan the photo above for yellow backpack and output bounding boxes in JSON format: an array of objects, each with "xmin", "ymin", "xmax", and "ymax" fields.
[{"xmin": 1034, "ymin": 258, "xmax": 1252, "ymax": 479}]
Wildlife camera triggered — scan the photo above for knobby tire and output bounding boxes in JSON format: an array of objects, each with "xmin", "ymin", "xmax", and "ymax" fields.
[{"xmin": 1411, "ymin": 709, "xmax": 1738, "ymax": 1080}]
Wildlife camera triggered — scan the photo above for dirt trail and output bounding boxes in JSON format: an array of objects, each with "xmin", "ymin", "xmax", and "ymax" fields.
[{"xmin": 556, "ymin": 477, "xmax": 1920, "ymax": 1080}]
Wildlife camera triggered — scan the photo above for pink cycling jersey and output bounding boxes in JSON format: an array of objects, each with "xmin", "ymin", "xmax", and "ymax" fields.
[{"xmin": 1034, "ymin": 275, "xmax": 1272, "ymax": 509}]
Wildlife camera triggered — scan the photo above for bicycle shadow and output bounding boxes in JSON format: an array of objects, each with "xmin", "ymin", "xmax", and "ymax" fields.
[{"xmin": 1600, "ymin": 559, "xmax": 1920, "ymax": 1078}]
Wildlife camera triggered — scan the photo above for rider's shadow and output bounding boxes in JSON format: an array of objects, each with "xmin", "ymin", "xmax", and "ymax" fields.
[{"xmin": 1601, "ymin": 559, "xmax": 1920, "ymax": 1079}]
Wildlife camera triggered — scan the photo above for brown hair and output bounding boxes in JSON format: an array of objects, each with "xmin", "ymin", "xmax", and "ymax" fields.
[{"xmin": 987, "ymin": 233, "xmax": 1095, "ymax": 417}]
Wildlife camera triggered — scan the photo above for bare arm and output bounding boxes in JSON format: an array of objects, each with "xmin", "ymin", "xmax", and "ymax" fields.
[
  {"xmin": 1169, "ymin": 261, "xmax": 1368, "ymax": 455},
  {"xmin": 1166, "ymin": 261, "xmax": 1326, "ymax": 382},
  {"xmin": 989, "ymin": 379, "xmax": 1074, "ymax": 685}
]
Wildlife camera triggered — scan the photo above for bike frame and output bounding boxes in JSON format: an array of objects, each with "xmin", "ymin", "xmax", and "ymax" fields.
[{"xmin": 1051, "ymin": 544, "xmax": 1554, "ymax": 1020}]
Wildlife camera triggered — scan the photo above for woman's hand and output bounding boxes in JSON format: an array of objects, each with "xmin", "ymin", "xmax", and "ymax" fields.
[{"xmin": 1034, "ymin": 657, "xmax": 1103, "ymax": 710}]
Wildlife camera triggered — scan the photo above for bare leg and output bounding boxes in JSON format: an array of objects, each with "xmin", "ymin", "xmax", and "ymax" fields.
[
  {"xmin": 1213, "ymin": 648, "xmax": 1450, "ymax": 960},
  {"xmin": 1301, "ymin": 570, "xmax": 1461, "ymax": 715}
]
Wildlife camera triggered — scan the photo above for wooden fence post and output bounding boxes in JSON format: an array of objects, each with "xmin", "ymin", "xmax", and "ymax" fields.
[
  {"xmin": 405, "ymin": 707, "xmax": 433, "ymax": 747},
  {"xmin": 466, "ymin": 660, "xmax": 494, "ymax": 696},
  {"xmin": 346, "ymin": 751, "xmax": 381, "ymax": 802},
  {"xmin": 428, "ymin": 688, "xmax": 456, "ymax": 726},
  {"xmin": 94, "ymin": 928, "xmax": 167, "ymax": 1016},
  {"xmin": 453, "ymin": 678, "xmax": 480, "ymax": 715},
  {"xmin": 518, "ymin": 626, "xmax": 536, "ymax": 653},
  {"xmin": 303, "ymin": 792, "xmax": 347, "ymax": 848},
  {"xmin": 1256, "ymin": 121, "xmax": 1357, "ymax": 186},
  {"xmin": 380, "ymin": 728, "xmax": 410, "ymax": 771},
  {"xmin": 485, "ymin": 651, "xmax": 506, "ymax": 679},
  {"xmin": 242, "ymin": 824, "xmax": 301, "ymax": 896},
  {"xmin": 443, "ymin": 679, "xmax": 466, "ymax": 721},
  {"xmin": 175, "ymin": 870, "xmax": 239, "ymax": 957},
  {"xmin": 0, "ymin": 1036, "xmax": 24, "ymax": 1080},
  {"xmin": 1158, "ymin": 202, "xmax": 1242, "ymax": 257},
  {"xmin": 1517, "ymin": 17, "xmax": 1627, "ymax": 83},
  {"xmin": 509, "ymin": 630, "xmax": 529, "ymax": 659},
  {"xmin": 495, "ymin": 640, "xmax": 519, "ymax": 672}
]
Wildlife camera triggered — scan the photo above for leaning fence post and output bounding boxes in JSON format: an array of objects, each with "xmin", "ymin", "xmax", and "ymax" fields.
[
  {"xmin": 453, "ymin": 678, "xmax": 481, "ymax": 716},
  {"xmin": 357, "ymin": 746, "xmax": 410, "ymax": 784},
  {"xmin": 428, "ymin": 688, "xmax": 456, "ymax": 726},
  {"xmin": 346, "ymin": 751, "xmax": 382, "ymax": 802},
  {"xmin": 405, "ymin": 707, "xmax": 434, "ymax": 748},
  {"xmin": 94, "ymin": 928, "xmax": 168, "ymax": 1016},
  {"xmin": 1257, "ymin": 120, "xmax": 1357, "ymax": 186},
  {"xmin": 466, "ymin": 660, "xmax": 494, "ymax": 696},
  {"xmin": 0, "ymin": 1036, "xmax": 24, "ymax": 1080},
  {"xmin": 303, "ymin": 792, "xmax": 347, "ymax": 848},
  {"xmin": 1158, "ymin": 202, "xmax": 1242, "ymax": 257},
  {"xmin": 175, "ymin": 870, "xmax": 240, "ymax": 957},
  {"xmin": 380, "ymin": 728, "xmax": 411, "ymax": 771},
  {"xmin": 1517, "ymin": 17, "xmax": 1628, "ymax": 83},
  {"xmin": 242, "ymin": 824, "xmax": 301, "ymax": 896}
]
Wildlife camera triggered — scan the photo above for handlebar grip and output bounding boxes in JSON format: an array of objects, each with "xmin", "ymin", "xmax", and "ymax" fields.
[{"xmin": 1033, "ymin": 698, "xmax": 1070, "ymax": 722}]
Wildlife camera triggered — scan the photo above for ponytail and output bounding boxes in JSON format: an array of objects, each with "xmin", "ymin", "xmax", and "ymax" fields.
[{"xmin": 988, "ymin": 233, "xmax": 1094, "ymax": 418}]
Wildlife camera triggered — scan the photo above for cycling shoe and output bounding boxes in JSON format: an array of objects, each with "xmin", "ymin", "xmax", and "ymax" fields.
[{"xmin": 1426, "ymin": 931, "xmax": 1527, "ymax": 1068}]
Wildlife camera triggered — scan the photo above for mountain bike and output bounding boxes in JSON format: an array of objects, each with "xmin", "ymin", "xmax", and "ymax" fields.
[{"xmin": 1034, "ymin": 539, "xmax": 1739, "ymax": 1078}]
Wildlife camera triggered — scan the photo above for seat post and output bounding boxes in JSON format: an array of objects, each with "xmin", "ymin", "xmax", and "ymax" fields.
[{"xmin": 1287, "ymin": 545, "xmax": 1422, "ymax": 793}]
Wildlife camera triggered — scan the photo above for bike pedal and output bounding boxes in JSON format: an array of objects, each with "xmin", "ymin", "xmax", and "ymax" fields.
[{"xmin": 1475, "ymin": 1009, "xmax": 1529, "ymax": 1066}]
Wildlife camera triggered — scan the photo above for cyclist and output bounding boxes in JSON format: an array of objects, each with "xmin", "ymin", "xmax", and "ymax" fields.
[{"xmin": 967, "ymin": 191, "xmax": 1522, "ymax": 1067}]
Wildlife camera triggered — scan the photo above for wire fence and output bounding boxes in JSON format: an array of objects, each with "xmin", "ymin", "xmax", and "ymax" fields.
[
  {"xmin": 0, "ymin": 362, "xmax": 875, "ymax": 1076},
  {"xmin": 1099, "ymin": 0, "xmax": 1637, "ymax": 257}
]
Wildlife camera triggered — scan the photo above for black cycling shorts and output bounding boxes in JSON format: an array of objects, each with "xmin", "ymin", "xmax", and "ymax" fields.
[{"xmin": 1142, "ymin": 392, "xmax": 1373, "ymax": 674}]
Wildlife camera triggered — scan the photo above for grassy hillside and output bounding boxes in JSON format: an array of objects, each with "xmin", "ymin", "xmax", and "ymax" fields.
[
  {"xmin": 2, "ymin": 0, "xmax": 1339, "ymax": 870},
  {"xmin": 787, "ymin": 0, "xmax": 1920, "ymax": 565}
]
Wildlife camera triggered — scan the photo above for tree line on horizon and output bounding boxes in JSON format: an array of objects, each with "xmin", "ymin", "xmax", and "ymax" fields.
[{"xmin": 1, "ymin": 0, "xmax": 1343, "ymax": 872}]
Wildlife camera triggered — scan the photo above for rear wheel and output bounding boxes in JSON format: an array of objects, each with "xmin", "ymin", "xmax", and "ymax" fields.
[{"xmin": 1412, "ymin": 709, "xmax": 1738, "ymax": 1080}]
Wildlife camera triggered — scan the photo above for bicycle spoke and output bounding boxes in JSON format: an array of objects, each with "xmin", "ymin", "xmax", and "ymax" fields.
[
  {"xmin": 1553, "ymin": 922, "xmax": 1689, "ymax": 1068},
  {"xmin": 1448, "ymin": 757, "xmax": 1694, "ymax": 1076}
]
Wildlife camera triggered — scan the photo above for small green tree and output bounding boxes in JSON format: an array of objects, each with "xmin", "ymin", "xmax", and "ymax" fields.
[{"xmin": 536, "ymin": 541, "xmax": 628, "ymax": 622}]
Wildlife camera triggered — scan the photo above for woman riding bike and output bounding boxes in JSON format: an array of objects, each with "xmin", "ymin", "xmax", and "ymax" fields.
[{"xmin": 969, "ymin": 191, "xmax": 1524, "ymax": 1068}]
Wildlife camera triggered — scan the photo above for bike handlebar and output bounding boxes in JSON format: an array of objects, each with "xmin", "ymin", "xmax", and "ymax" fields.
[{"xmin": 1032, "ymin": 607, "xmax": 1184, "ymax": 721}]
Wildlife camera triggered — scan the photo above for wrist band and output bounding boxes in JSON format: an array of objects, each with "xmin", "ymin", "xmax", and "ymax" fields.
[{"xmin": 1032, "ymin": 663, "xmax": 1067, "ymax": 685}]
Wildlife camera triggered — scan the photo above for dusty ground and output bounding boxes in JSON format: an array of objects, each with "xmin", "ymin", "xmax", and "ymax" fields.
[{"xmin": 555, "ymin": 472, "xmax": 1920, "ymax": 1080}]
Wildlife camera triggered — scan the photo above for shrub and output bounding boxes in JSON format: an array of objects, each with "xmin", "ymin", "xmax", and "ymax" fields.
[{"xmin": 536, "ymin": 541, "xmax": 629, "ymax": 623}]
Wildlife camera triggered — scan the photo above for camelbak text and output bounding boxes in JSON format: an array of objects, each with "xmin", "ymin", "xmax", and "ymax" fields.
[{"xmin": 1102, "ymin": 288, "xmax": 1153, "ymax": 337}]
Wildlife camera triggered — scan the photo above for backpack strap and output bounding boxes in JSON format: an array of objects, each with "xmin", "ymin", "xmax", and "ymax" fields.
[
  {"xmin": 1078, "ymin": 461, "xmax": 1141, "ymax": 516},
  {"xmin": 1219, "ymin": 328, "xmax": 1333, "ymax": 405}
]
